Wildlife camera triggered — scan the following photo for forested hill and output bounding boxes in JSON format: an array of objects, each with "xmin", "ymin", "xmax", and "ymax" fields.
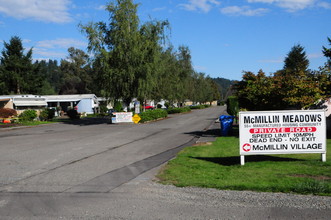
[{"xmin": 212, "ymin": 77, "xmax": 235, "ymax": 100}]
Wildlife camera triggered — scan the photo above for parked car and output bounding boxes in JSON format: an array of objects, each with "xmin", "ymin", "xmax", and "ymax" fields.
[{"xmin": 144, "ymin": 105, "xmax": 154, "ymax": 110}]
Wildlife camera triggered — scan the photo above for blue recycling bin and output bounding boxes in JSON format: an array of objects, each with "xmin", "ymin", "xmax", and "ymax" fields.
[{"xmin": 219, "ymin": 115, "xmax": 235, "ymax": 136}]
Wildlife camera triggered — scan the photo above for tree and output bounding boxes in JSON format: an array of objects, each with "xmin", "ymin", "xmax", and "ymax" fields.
[
  {"xmin": 59, "ymin": 47, "xmax": 92, "ymax": 94},
  {"xmin": 0, "ymin": 36, "xmax": 39, "ymax": 94},
  {"xmin": 235, "ymin": 70, "xmax": 274, "ymax": 110},
  {"xmin": 322, "ymin": 37, "xmax": 331, "ymax": 68},
  {"xmin": 81, "ymin": 0, "xmax": 170, "ymax": 107},
  {"xmin": 81, "ymin": 0, "xmax": 141, "ymax": 106},
  {"xmin": 283, "ymin": 44, "xmax": 309, "ymax": 75},
  {"xmin": 235, "ymin": 45, "xmax": 323, "ymax": 110}
]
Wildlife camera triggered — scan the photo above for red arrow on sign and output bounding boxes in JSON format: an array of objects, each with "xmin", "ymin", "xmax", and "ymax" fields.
[{"xmin": 242, "ymin": 143, "xmax": 251, "ymax": 152}]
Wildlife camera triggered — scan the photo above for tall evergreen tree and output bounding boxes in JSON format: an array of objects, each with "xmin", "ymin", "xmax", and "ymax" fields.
[
  {"xmin": 322, "ymin": 37, "xmax": 331, "ymax": 68},
  {"xmin": 283, "ymin": 44, "xmax": 309, "ymax": 75},
  {"xmin": 0, "ymin": 36, "xmax": 38, "ymax": 94}
]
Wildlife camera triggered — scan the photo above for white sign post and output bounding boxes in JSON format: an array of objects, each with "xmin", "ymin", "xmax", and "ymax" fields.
[{"xmin": 239, "ymin": 110, "xmax": 326, "ymax": 165}]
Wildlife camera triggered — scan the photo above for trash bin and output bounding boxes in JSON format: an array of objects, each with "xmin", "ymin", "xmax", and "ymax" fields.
[{"xmin": 219, "ymin": 115, "xmax": 235, "ymax": 136}]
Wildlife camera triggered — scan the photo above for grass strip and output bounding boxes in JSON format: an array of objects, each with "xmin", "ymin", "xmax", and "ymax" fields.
[{"xmin": 157, "ymin": 136, "xmax": 331, "ymax": 196}]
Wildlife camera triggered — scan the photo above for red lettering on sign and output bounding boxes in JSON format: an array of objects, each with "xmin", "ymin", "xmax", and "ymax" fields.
[{"xmin": 250, "ymin": 127, "xmax": 316, "ymax": 134}]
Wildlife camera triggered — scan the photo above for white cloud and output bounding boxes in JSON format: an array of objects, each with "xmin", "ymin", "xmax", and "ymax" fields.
[
  {"xmin": 22, "ymin": 39, "xmax": 32, "ymax": 44},
  {"xmin": 36, "ymin": 38, "xmax": 87, "ymax": 49},
  {"xmin": 33, "ymin": 48, "xmax": 67, "ymax": 58},
  {"xmin": 32, "ymin": 38, "xmax": 87, "ymax": 59},
  {"xmin": 247, "ymin": 0, "xmax": 329, "ymax": 11},
  {"xmin": 308, "ymin": 53, "xmax": 323, "ymax": 59},
  {"xmin": 0, "ymin": 0, "xmax": 72, "ymax": 23},
  {"xmin": 96, "ymin": 5, "xmax": 106, "ymax": 11},
  {"xmin": 258, "ymin": 58, "xmax": 283, "ymax": 63},
  {"xmin": 318, "ymin": 1, "xmax": 331, "ymax": 9},
  {"xmin": 179, "ymin": 0, "xmax": 221, "ymax": 13},
  {"xmin": 152, "ymin": 7, "xmax": 167, "ymax": 12},
  {"xmin": 221, "ymin": 6, "xmax": 269, "ymax": 16}
]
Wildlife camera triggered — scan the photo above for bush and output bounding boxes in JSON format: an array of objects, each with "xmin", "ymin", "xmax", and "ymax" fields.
[
  {"xmin": 0, "ymin": 108, "xmax": 17, "ymax": 118},
  {"xmin": 139, "ymin": 109, "xmax": 168, "ymax": 123},
  {"xmin": 226, "ymin": 96, "xmax": 239, "ymax": 117},
  {"xmin": 39, "ymin": 108, "xmax": 56, "ymax": 121},
  {"xmin": 100, "ymin": 105, "xmax": 108, "ymax": 114},
  {"xmin": 189, "ymin": 105, "xmax": 209, "ymax": 110},
  {"xmin": 67, "ymin": 109, "xmax": 80, "ymax": 119},
  {"xmin": 19, "ymin": 109, "xmax": 37, "ymax": 121},
  {"xmin": 167, "ymin": 107, "xmax": 191, "ymax": 114},
  {"xmin": 114, "ymin": 100, "xmax": 123, "ymax": 112}
]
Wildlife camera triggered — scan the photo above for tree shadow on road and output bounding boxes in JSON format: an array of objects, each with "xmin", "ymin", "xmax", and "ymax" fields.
[
  {"xmin": 185, "ymin": 128, "xmax": 221, "ymax": 138},
  {"xmin": 58, "ymin": 117, "xmax": 111, "ymax": 126}
]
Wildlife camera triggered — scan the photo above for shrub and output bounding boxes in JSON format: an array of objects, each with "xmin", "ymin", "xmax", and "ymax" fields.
[
  {"xmin": 100, "ymin": 105, "xmax": 108, "ymax": 114},
  {"xmin": 67, "ymin": 109, "xmax": 80, "ymax": 119},
  {"xmin": 189, "ymin": 105, "xmax": 209, "ymax": 110},
  {"xmin": 0, "ymin": 108, "xmax": 17, "ymax": 118},
  {"xmin": 139, "ymin": 109, "xmax": 168, "ymax": 123},
  {"xmin": 114, "ymin": 100, "xmax": 123, "ymax": 112},
  {"xmin": 167, "ymin": 107, "xmax": 191, "ymax": 114},
  {"xmin": 39, "ymin": 108, "xmax": 56, "ymax": 121},
  {"xmin": 226, "ymin": 96, "xmax": 239, "ymax": 117},
  {"xmin": 19, "ymin": 109, "xmax": 37, "ymax": 121}
]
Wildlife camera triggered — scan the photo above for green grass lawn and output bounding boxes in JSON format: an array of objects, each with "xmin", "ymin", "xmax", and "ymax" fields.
[{"xmin": 157, "ymin": 136, "xmax": 331, "ymax": 196}]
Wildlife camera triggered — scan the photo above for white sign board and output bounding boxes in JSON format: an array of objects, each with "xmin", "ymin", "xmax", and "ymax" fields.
[
  {"xmin": 112, "ymin": 112, "xmax": 133, "ymax": 123},
  {"xmin": 239, "ymin": 110, "xmax": 326, "ymax": 165}
]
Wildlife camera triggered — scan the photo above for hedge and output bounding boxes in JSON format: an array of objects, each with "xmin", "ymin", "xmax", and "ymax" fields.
[{"xmin": 139, "ymin": 109, "xmax": 168, "ymax": 123}]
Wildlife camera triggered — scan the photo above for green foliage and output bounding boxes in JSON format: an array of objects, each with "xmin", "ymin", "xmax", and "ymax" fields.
[
  {"xmin": 19, "ymin": 109, "xmax": 37, "ymax": 121},
  {"xmin": 0, "ymin": 36, "xmax": 40, "ymax": 94},
  {"xmin": 59, "ymin": 47, "xmax": 92, "ymax": 94},
  {"xmin": 80, "ymin": 1, "xmax": 218, "ymax": 106},
  {"xmin": 167, "ymin": 107, "xmax": 191, "ymax": 114},
  {"xmin": 67, "ymin": 109, "xmax": 80, "ymax": 119},
  {"xmin": 113, "ymin": 100, "xmax": 123, "ymax": 112},
  {"xmin": 99, "ymin": 105, "xmax": 108, "ymax": 114},
  {"xmin": 139, "ymin": 109, "xmax": 168, "ymax": 123},
  {"xmin": 292, "ymin": 179, "xmax": 330, "ymax": 195},
  {"xmin": 39, "ymin": 108, "xmax": 56, "ymax": 121},
  {"xmin": 226, "ymin": 96, "xmax": 239, "ymax": 116},
  {"xmin": 283, "ymin": 44, "xmax": 309, "ymax": 74},
  {"xmin": 189, "ymin": 105, "xmax": 209, "ymax": 110},
  {"xmin": 323, "ymin": 37, "xmax": 331, "ymax": 67},
  {"xmin": 235, "ymin": 45, "xmax": 325, "ymax": 110},
  {"xmin": 0, "ymin": 108, "xmax": 17, "ymax": 118},
  {"xmin": 164, "ymin": 102, "xmax": 170, "ymax": 109}
]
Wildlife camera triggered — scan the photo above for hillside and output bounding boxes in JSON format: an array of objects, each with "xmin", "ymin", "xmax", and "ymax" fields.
[{"xmin": 212, "ymin": 77, "xmax": 235, "ymax": 100}]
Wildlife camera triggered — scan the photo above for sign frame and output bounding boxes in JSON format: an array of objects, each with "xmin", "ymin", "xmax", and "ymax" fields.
[{"xmin": 239, "ymin": 110, "xmax": 326, "ymax": 165}]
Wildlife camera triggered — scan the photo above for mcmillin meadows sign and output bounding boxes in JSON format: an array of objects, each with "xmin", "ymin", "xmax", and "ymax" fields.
[{"xmin": 239, "ymin": 110, "xmax": 326, "ymax": 165}]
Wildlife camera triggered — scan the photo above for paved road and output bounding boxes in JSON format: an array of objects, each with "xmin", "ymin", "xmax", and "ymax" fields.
[{"xmin": 0, "ymin": 105, "xmax": 330, "ymax": 219}]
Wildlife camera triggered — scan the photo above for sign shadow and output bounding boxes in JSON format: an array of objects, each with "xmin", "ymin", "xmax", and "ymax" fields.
[{"xmin": 191, "ymin": 155, "xmax": 304, "ymax": 166}]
